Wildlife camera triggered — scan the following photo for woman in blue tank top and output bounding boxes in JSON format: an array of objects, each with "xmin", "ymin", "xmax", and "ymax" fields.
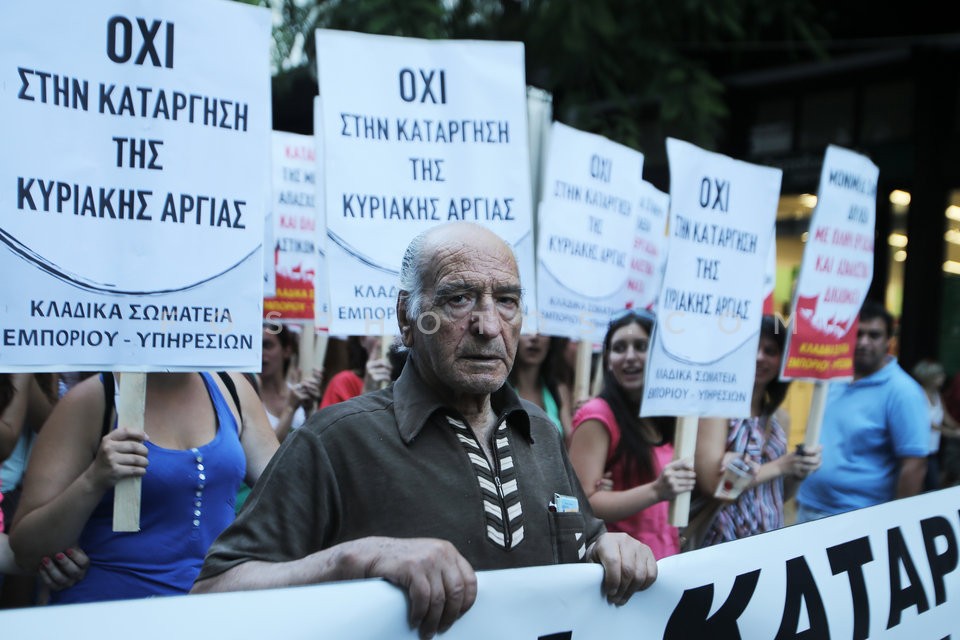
[{"xmin": 9, "ymin": 372, "xmax": 279, "ymax": 603}]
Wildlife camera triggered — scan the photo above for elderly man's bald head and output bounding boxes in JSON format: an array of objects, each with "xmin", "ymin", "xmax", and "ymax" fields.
[{"xmin": 399, "ymin": 223, "xmax": 519, "ymax": 320}]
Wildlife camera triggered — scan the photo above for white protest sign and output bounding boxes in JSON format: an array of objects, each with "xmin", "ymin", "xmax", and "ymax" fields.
[
  {"xmin": 316, "ymin": 30, "xmax": 536, "ymax": 336},
  {"xmin": 5, "ymin": 488, "xmax": 958, "ymax": 638},
  {"xmin": 642, "ymin": 139, "xmax": 781, "ymax": 417},
  {"xmin": 536, "ymin": 122, "xmax": 642, "ymax": 341},
  {"xmin": 624, "ymin": 180, "xmax": 670, "ymax": 311},
  {"xmin": 0, "ymin": 0, "xmax": 270, "ymax": 371},
  {"xmin": 263, "ymin": 131, "xmax": 319, "ymax": 323},
  {"xmin": 782, "ymin": 145, "xmax": 877, "ymax": 380}
]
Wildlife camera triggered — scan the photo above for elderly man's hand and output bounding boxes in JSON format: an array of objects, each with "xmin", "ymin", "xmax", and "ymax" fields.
[
  {"xmin": 587, "ymin": 532, "xmax": 657, "ymax": 606},
  {"xmin": 351, "ymin": 537, "xmax": 478, "ymax": 639}
]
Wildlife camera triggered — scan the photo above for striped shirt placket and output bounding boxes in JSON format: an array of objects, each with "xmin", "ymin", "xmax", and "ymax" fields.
[{"xmin": 447, "ymin": 415, "xmax": 524, "ymax": 550}]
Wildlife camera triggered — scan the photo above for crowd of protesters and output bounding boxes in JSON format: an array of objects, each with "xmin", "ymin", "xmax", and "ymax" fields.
[{"xmin": 1, "ymin": 256, "xmax": 956, "ymax": 624}]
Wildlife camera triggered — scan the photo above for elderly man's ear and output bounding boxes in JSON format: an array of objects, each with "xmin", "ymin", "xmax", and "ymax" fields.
[{"xmin": 397, "ymin": 292, "xmax": 415, "ymax": 347}]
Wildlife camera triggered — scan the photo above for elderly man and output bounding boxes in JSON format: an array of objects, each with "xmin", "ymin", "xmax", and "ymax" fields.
[{"xmin": 193, "ymin": 222, "xmax": 656, "ymax": 638}]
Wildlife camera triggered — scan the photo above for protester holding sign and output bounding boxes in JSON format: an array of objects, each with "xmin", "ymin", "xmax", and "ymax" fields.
[
  {"xmin": 194, "ymin": 223, "xmax": 657, "ymax": 640},
  {"xmin": 568, "ymin": 309, "xmax": 696, "ymax": 559},
  {"xmin": 260, "ymin": 324, "xmax": 322, "ymax": 443},
  {"xmin": 687, "ymin": 315, "xmax": 821, "ymax": 550},
  {"xmin": 796, "ymin": 301, "xmax": 928, "ymax": 522},
  {"xmin": 9, "ymin": 372, "xmax": 279, "ymax": 603}
]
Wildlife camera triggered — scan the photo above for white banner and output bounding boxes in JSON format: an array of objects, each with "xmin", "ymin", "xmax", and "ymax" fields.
[
  {"xmin": 263, "ymin": 131, "xmax": 319, "ymax": 323},
  {"xmin": 5, "ymin": 488, "xmax": 958, "ymax": 638},
  {"xmin": 316, "ymin": 30, "xmax": 536, "ymax": 336},
  {"xmin": 536, "ymin": 122, "xmax": 642, "ymax": 342},
  {"xmin": 642, "ymin": 139, "xmax": 781, "ymax": 417},
  {"xmin": 624, "ymin": 180, "xmax": 670, "ymax": 312},
  {"xmin": 0, "ymin": 0, "xmax": 271, "ymax": 371}
]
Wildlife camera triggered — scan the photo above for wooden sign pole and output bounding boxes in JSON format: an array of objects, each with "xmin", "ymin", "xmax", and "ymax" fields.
[
  {"xmin": 378, "ymin": 334, "xmax": 393, "ymax": 389},
  {"xmin": 113, "ymin": 372, "xmax": 147, "ymax": 532},
  {"xmin": 572, "ymin": 339, "xmax": 593, "ymax": 405},
  {"xmin": 802, "ymin": 380, "xmax": 830, "ymax": 452},
  {"xmin": 298, "ymin": 321, "xmax": 315, "ymax": 378},
  {"xmin": 668, "ymin": 415, "xmax": 699, "ymax": 527}
]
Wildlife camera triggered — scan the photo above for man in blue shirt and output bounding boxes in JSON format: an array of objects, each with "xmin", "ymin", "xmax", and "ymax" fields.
[{"xmin": 796, "ymin": 300, "xmax": 928, "ymax": 521}]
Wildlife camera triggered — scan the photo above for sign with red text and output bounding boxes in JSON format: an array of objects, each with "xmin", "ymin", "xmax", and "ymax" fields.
[
  {"xmin": 781, "ymin": 145, "xmax": 877, "ymax": 380},
  {"xmin": 5, "ymin": 488, "xmax": 957, "ymax": 639},
  {"xmin": 316, "ymin": 30, "xmax": 536, "ymax": 336},
  {"xmin": 536, "ymin": 122, "xmax": 643, "ymax": 341},
  {"xmin": 0, "ymin": 0, "xmax": 271, "ymax": 371},
  {"xmin": 642, "ymin": 139, "xmax": 781, "ymax": 418},
  {"xmin": 263, "ymin": 131, "xmax": 319, "ymax": 323},
  {"xmin": 624, "ymin": 181, "xmax": 670, "ymax": 312}
]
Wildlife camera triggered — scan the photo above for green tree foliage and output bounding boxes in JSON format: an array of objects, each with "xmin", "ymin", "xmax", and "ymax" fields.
[{"xmin": 255, "ymin": 0, "xmax": 827, "ymax": 152}]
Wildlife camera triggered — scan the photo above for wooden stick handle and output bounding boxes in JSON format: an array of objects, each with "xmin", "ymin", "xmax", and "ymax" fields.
[
  {"xmin": 802, "ymin": 381, "xmax": 830, "ymax": 451},
  {"xmin": 113, "ymin": 372, "xmax": 147, "ymax": 532},
  {"xmin": 572, "ymin": 340, "xmax": 593, "ymax": 404},
  {"xmin": 668, "ymin": 415, "xmax": 699, "ymax": 527},
  {"xmin": 299, "ymin": 321, "xmax": 315, "ymax": 377},
  {"xmin": 378, "ymin": 334, "xmax": 392, "ymax": 389}
]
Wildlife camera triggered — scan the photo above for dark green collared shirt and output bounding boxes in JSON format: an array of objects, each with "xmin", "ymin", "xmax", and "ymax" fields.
[{"xmin": 198, "ymin": 358, "xmax": 604, "ymax": 580}]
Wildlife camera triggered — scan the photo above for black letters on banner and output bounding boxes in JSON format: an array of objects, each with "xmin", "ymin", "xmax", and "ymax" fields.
[
  {"xmin": 663, "ymin": 569, "xmax": 760, "ymax": 638},
  {"xmin": 106, "ymin": 16, "xmax": 174, "ymax": 68},
  {"xmin": 919, "ymin": 514, "xmax": 959, "ymax": 606},
  {"xmin": 698, "ymin": 176, "xmax": 729, "ymax": 212},
  {"xmin": 886, "ymin": 526, "xmax": 930, "ymax": 629},
  {"xmin": 827, "ymin": 536, "xmax": 874, "ymax": 640},
  {"xmin": 774, "ymin": 556, "xmax": 829, "ymax": 640},
  {"xmin": 398, "ymin": 68, "xmax": 446, "ymax": 104}
]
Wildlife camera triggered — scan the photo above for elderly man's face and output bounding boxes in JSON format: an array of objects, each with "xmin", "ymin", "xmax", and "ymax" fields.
[{"xmin": 408, "ymin": 232, "xmax": 523, "ymax": 398}]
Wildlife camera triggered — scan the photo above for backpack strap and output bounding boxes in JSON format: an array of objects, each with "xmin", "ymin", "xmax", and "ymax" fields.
[{"xmin": 101, "ymin": 372, "xmax": 116, "ymax": 438}]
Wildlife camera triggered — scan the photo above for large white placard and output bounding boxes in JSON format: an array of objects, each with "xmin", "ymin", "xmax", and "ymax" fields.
[
  {"xmin": 624, "ymin": 180, "xmax": 670, "ymax": 312},
  {"xmin": 5, "ymin": 488, "xmax": 957, "ymax": 638},
  {"xmin": 263, "ymin": 131, "xmax": 319, "ymax": 323},
  {"xmin": 0, "ymin": 0, "xmax": 271, "ymax": 371},
  {"xmin": 642, "ymin": 139, "xmax": 781, "ymax": 417},
  {"xmin": 536, "ymin": 122, "xmax": 642, "ymax": 342},
  {"xmin": 316, "ymin": 30, "xmax": 536, "ymax": 336}
]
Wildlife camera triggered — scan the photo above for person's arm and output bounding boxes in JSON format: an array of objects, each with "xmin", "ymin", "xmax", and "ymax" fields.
[
  {"xmin": 0, "ymin": 373, "xmax": 31, "ymax": 460},
  {"xmin": 569, "ymin": 419, "xmax": 693, "ymax": 522},
  {"xmin": 193, "ymin": 536, "xmax": 477, "ymax": 640},
  {"xmin": 585, "ymin": 532, "xmax": 657, "ymax": 606},
  {"xmin": 25, "ymin": 374, "xmax": 56, "ymax": 432},
  {"xmin": 895, "ymin": 456, "xmax": 927, "ymax": 499},
  {"xmin": 0, "ymin": 533, "xmax": 23, "ymax": 575},
  {"xmin": 9, "ymin": 376, "xmax": 148, "ymax": 569},
  {"xmin": 229, "ymin": 372, "xmax": 280, "ymax": 486}
]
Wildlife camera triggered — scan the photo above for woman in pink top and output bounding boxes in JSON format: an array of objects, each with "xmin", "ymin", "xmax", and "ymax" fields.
[{"xmin": 568, "ymin": 309, "xmax": 695, "ymax": 559}]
